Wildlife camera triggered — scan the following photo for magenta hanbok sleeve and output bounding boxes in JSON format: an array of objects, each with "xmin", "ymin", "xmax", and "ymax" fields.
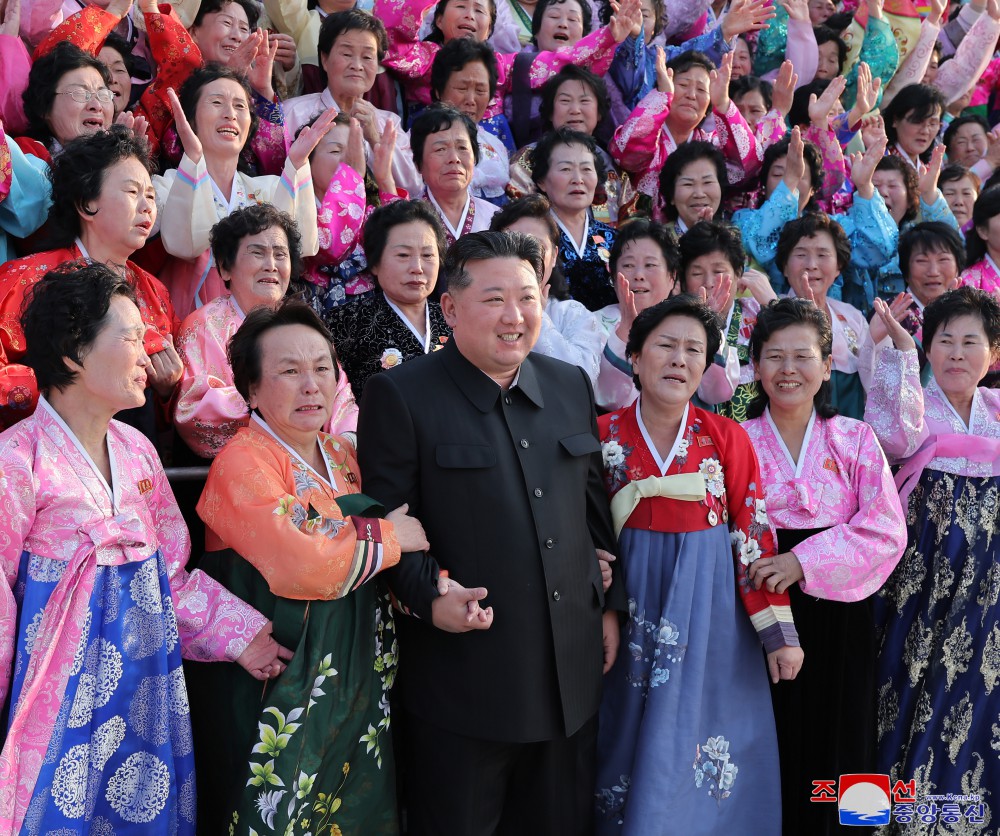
[{"xmin": 316, "ymin": 165, "xmax": 367, "ymax": 266}]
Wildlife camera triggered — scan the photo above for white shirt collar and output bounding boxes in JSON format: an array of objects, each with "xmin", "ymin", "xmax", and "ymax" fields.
[
  {"xmin": 551, "ymin": 211, "xmax": 590, "ymax": 258},
  {"xmin": 384, "ymin": 296, "xmax": 431, "ymax": 353}
]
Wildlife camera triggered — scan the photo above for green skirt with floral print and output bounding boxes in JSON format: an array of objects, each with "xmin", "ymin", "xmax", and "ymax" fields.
[{"xmin": 186, "ymin": 550, "xmax": 399, "ymax": 836}]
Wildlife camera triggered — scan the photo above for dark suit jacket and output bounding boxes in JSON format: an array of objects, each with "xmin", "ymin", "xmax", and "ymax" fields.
[{"xmin": 358, "ymin": 340, "xmax": 623, "ymax": 743}]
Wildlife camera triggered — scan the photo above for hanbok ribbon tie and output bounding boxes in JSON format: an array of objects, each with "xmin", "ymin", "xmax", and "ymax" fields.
[
  {"xmin": 769, "ymin": 481, "xmax": 823, "ymax": 515},
  {"xmin": 894, "ymin": 433, "xmax": 1000, "ymax": 503},
  {"xmin": 610, "ymin": 472, "xmax": 707, "ymax": 538},
  {"xmin": 78, "ymin": 513, "xmax": 151, "ymax": 566}
]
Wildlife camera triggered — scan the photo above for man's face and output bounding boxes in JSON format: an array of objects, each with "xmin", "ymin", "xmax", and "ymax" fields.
[{"xmin": 441, "ymin": 257, "xmax": 543, "ymax": 382}]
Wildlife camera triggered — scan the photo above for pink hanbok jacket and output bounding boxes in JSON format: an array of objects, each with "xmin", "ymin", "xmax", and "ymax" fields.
[{"xmin": 743, "ymin": 410, "xmax": 906, "ymax": 602}]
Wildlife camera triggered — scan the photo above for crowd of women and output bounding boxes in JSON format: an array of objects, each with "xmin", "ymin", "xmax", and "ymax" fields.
[{"xmin": 0, "ymin": 0, "xmax": 997, "ymax": 831}]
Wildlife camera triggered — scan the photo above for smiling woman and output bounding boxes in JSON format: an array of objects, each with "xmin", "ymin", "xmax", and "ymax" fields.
[{"xmin": 595, "ymin": 295, "xmax": 801, "ymax": 835}]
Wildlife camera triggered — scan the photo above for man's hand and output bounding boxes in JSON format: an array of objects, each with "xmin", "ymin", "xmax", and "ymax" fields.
[
  {"xmin": 596, "ymin": 548, "xmax": 616, "ymax": 593},
  {"xmin": 602, "ymin": 610, "xmax": 620, "ymax": 674},
  {"xmin": 432, "ymin": 577, "xmax": 494, "ymax": 633}
]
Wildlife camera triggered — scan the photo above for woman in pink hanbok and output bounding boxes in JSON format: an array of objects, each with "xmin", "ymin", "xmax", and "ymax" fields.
[
  {"xmin": 742, "ymin": 298, "xmax": 906, "ymax": 836},
  {"xmin": 866, "ymin": 286, "xmax": 1000, "ymax": 809},
  {"xmin": 174, "ymin": 204, "xmax": 358, "ymax": 459},
  {"xmin": 611, "ymin": 49, "xmax": 760, "ymax": 215},
  {"xmin": 0, "ymin": 264, "xmax": 289, "ymax": 835}
]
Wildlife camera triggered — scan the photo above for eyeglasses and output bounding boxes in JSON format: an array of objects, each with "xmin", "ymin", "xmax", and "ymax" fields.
[{"xmin": 57, "ymin": 87, "xmax": 115, "ymax": 104}]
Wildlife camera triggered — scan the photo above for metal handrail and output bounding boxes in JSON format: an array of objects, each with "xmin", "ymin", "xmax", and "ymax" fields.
[{"xmin": 164, "ymin": 466, "xmax": 211, "ymax": 482}]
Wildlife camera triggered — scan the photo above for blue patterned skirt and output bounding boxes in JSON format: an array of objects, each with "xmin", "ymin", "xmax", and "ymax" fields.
[
  {"xmin": 8, "ymin": 550, "xmax": 196, "ymax": 835},
  {"xmin": 875, "ymin": 469, "xmax": 999, "ymax": 808},
  {"xmin": 595, "ymin": 525, "xmax": 781, "ymax": 835}
]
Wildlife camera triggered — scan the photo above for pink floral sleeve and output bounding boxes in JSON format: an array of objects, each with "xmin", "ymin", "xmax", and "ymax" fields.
[
  {"xmin": 146, "ymin": 445, "xmax": 268, "ymax": 661},
  {"xmin": 862, "ymin": 346, "xmax": 928, "ymax": 462},
  {"xmin": 0, "ymin": 447, "xmax": 35, "ymax": 707},
  {"xmin": 326, "ymin": 366, "xmax": 359, "ymax": 435},
  {"xmin": 713, "ymin": 99, "xmax": 761, "ymax": 184},
  {"xmin": 610, "ymin": 89, "xmax": 672, "ymax": 180},
  {"xmin": 317, "ymin": 165, "xmax": 367, "ymax": 265},
  {"xmin": 803, "ymin": 124, "xmax": 847, "ymax": 205},
  {"xmin": 933, "ymin": 13, "xmax": 1000, "ymax": 104}
]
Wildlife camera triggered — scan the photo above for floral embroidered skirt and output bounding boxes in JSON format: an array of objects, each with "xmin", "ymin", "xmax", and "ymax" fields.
[
  {"xmin": 595, "ymin": 525, "xmax": 781, "ymax": 835},
  {"xmin": 186, "ymin": 550, "xmax": 399, "ymax": 836},
  {"xmin": 875, "ymin": 470, "xmax": 999, "ymax": 820},
  {"xmin": 7, "ymin": 551, "xmax": 196, "ymax": 834}
]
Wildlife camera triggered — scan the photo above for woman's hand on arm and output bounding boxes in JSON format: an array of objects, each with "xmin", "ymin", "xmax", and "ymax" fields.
[
  {"xmin": 386, "ymin": 503, "xmax": 430, "ymax": 553},
  {"xmin": 236, "ymin": 620, "xmax": 294, "ymax": 680},
  {"xmin": 748, "ymin": 550, "xmax": 804, "ymax": 594},
  {"xmin": 147, "ymin": 335, "xmax": 184, "ymax": 398}
]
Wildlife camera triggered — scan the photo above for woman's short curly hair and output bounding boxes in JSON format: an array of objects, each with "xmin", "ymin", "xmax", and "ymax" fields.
[
  {"xmin": 178, "ymin": 64, "xmax": 260, "ymax": 148},
  {"xmin": 626, "ymin": 295, "xmax": 722, "ymax": 386},
  {"xmin": 210, "ymin": 204, "xmax": 304, "ymax": 286}
]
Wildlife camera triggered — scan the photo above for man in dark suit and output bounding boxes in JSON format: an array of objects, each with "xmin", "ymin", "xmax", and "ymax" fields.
[{"xmin": 358, "ymin": 231, "xmax": 623, "ymax": 836}]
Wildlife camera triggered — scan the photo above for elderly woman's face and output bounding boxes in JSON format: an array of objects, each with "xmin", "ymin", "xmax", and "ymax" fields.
[
  {"xmin": 190, "ymin": 1, "xmax": 251, "ymax": 65},
  {"xmin": 755, "ymin": 323, "xmax": 831, "ymax": 412},
  {"xmin": 551, "ymin": 79, "xmax": 600, "ymax": 135},
  {"xmin": 73, "ymin": 294, "xmax": 150, "ymax": 412},
  {"xmin": 631, "ymin": 314, "xmax": 707, "ymax": 408},
  {"xmin": 926, "ymin": 313, "xmax": 995, "ymax": 401},
  {"xmin": 372, "ymin": 220, "xmax": 440, "ymax": 306},
  {"xmin": 731, "ymin": 39, "xmax": 752, "ymax": 79},
  {"xmin": 539, "ymin": 141, "xmax": 598, "ymax": 215},
  {"xmin": 48, "ymin": 66, "xmax": 113, "ymax": 146},
  {"xmin": 322, "ymin": 29, "xmax": 380, "ymax": 103},
  {"xmin": 421, "ymin": 121, "xmax": 476, "ymax": 197},
  {"xmin": 872, "ymin": 168, "xmax": 909, "ymax": 225},
  {"xmin": 906, "ymin": 245, "xmax": 959, "ymax": 307},
  {"xmin": 194, "ymin": 78, "xmax": 252, "ymax": 159},
  {"xmin": 248, "ymin": 324, "xmax": 338, "ymax": 441},
  {"xmin": 784, "ymin": 231, "xmax": 840, "ymax": 303},
  {"xmin": 948, "ymin": 121, "xmax": 988, "ymax": 168},
  {"xmin": 536, "ymin": 0, "xmax": 586, "ymax": 53},
  {"xmin": 941, "ymin": 175, "xmax": 977, "ymax": 227},
  {"xmin": 671, "ymin": 157, "xmax": 722, "ymax": 230},
  {"xmin": 616, "ymin": 237, "xmax": 675, "ymax": 312},
  {"xmin": 79, "ymin": 156, "xmax": 157, "ymax": 258},
  {"xmin": 435, "ymin": 0, "xmax": 493, "ymax": 43},
  {"xmin": 439, "ymin": 60, "xmax": 492, "ymax": 125},
  {"xmin": 98, "ymin": 46, "xmax": 131, "ymax": 116},
  {"xmin": 224, "ymin": 225, "xmax": 292, "ymax": 314}
]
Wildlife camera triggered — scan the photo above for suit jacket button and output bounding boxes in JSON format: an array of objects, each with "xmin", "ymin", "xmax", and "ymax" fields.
[
  {"xmin": 504, "ymin": 396, "xmax": 512, "ymax": 405},
  {"xmin": 520, "ymin": 438, "xmax": 529, "ymax": 448},
  {"xmin": 552, "ymin": 590, "xmax": 561, "ymax": 601},
  {"xmin": 534, "ymin": 488, "xmax": 543, "ymax": 497},
  {"xmin": 545, "ymin": 538, "xmax": 555, "ymax": 548}
]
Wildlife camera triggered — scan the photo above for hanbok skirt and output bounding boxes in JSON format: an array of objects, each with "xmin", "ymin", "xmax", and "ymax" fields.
[
  {"xmin": 771, "ymin": 528, "xmax": 878, "ymax": 836},
  {"xmin": 6, "ymin": 550, "xmax": 196, "ymax": 835},
  {"xmin": 186, "ymin": 550, "xmax": 399, "ymax": 836},
  {"xmin": 875, "ymin": 469, "xmax": 999, "ymax": 823},
  {"xmin": 595, "ymin": 525, "xmax": 781, "ymax": 835}
]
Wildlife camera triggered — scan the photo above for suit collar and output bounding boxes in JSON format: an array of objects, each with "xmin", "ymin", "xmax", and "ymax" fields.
[{"xmin": 441, "ymin": 340, "xmax": 544, "ymax": 412}]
